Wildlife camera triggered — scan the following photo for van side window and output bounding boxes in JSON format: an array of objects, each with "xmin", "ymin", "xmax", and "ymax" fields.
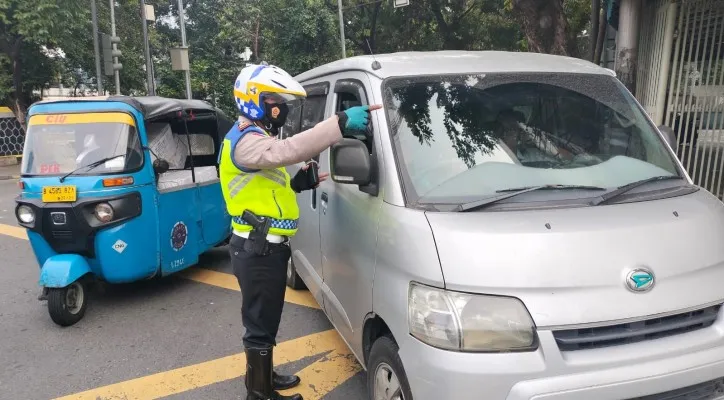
[
  {"xmin": 281, "ymin": 99, "xmax": 302, "ymax": 139},
  {"xmin": 280, "ymin": 82, "xmax": 329, "ymax": 140},
  {"xmin": 300, "ymin": 95, "xmax": 327, "ymax": 131},
  {"xmin": 335, "ymin": 79, "xmax": 373, "ymax": 153}
]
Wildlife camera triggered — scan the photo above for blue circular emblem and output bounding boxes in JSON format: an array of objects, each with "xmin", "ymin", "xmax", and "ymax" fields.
[{"xmin": 626, "ymin": 267, "xmax": 655, "ymax": 293}]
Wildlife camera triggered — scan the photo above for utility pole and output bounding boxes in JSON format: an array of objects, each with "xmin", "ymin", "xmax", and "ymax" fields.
[
  {"xmin": 140, "ymin": 0, "xmax": 155, "ymax": 95},
  {"xmin": 109, "ymin": 0, "xmax": 121, "ymax": 95},
  {"xmin": 91, "ymin": 0, "xmax": 103, "ymax": 94},
  {"xmin": 178, "ymin": 0, "xmax": 192, "ymax": 99},
  {"xmin": 615, "ymin": 0, "xmax": 641, "ymax": 93},
  {"xmin": 337, "ymin": 0, "xmax": 346, "ymax": 58}
]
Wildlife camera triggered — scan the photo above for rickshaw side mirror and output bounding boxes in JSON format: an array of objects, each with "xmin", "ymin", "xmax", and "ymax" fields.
[{"xmin": 153, "ymin": 159, "xmax": 170, "ymax": 175}]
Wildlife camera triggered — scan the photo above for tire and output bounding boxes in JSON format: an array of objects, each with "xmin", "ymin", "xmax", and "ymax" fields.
[
  {"xmin": 286, "ymin": 257, "xmax": 307, "ymax": 290},
  {"xmin": 47, "ymin": 281, "xmax": 88, "ymax": 327},
  {"xmin": 367, "ymin": 336, "xmax": 413, "ymax": 400}
]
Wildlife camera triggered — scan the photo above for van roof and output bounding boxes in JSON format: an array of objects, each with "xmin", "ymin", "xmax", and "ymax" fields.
[{"xmin": 294, "ymin": 50, "xmax": 614, "ymax": 82}]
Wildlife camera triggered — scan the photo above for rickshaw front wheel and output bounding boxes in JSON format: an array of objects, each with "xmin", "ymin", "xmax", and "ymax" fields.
[{"xmin": 47, "ymin": 281, "xmax": 88, "ymax": 327}]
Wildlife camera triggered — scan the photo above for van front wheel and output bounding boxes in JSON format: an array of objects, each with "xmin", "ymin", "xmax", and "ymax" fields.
[{"xmin": 367, "ymin": 336, "xmax": 413, "ymax": 400}]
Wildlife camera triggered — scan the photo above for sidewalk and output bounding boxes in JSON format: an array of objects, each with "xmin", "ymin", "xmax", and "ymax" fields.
[{"xmin": 0, "ymin": 157, "xmax": 21, "ymax": 180}]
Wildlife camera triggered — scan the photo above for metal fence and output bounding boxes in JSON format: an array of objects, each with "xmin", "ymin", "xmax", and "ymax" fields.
[
  {"xmin": 659, "ymin": 0, "xmax": 724, "ymax": 198},
  {"xmin": 0, "ymin": 108, "xmax": 24, "ymax": 157}
]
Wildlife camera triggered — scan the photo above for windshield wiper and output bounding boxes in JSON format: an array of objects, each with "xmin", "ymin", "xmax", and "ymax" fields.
[
  {"xmin": 497, "ymin": 184, "xmax": 607, "ymax": 193},
  {"xmin": 456, "ymin": 184, "xmax": 607, "ymax": 212},
  {"xmin": 590, "ymin": 175, "xmax": 684, "ymax": 206},
  {"xmin": 59, "ymin": 154, "xmax": 126, "ymax": 183}
]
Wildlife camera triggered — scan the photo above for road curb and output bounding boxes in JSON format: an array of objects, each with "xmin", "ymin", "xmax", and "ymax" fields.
[{"xmin": 0, "ymin": 175, "xmax": 19, "ymax": 181}]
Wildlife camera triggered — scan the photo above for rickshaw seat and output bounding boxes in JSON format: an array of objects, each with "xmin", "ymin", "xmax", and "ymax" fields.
[{"xmin": 157, "ymin": 166, "xmax": 218, "ymax": 191}]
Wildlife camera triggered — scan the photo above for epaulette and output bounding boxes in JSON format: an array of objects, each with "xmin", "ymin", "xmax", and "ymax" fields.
[{"xmin": 238, "ymin": 120, "xmax": 252, "ymax": 131}]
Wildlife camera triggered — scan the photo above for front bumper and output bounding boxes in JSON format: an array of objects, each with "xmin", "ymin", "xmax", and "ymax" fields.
[{"xmin": 399, "ymin": 309, "xmax": 724, "ymax": 400}]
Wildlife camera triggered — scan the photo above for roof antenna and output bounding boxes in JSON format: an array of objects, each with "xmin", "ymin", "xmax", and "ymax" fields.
[{"xmin": 366, "ymin": 39, "xmax": 381, "ymax": 70}]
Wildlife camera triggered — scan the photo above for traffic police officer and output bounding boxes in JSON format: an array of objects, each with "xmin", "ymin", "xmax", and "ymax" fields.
[{"xmin": 219, "ymin": 63, "xmax": 381, "ymax": 400}]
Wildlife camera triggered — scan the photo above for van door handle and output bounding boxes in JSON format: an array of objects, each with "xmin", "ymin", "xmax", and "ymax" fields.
[{"xmin": 321, "ymin": 192, "xmax": 328, "ymax": 215}]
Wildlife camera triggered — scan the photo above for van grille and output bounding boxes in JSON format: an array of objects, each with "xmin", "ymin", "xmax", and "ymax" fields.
[
  {"xmin": 626, "ymin": 377, "xmax": 724, "ymax": 400},
  {"xmin": 553, "ymin": 304, "xmax": 721, "ymax": 352}
]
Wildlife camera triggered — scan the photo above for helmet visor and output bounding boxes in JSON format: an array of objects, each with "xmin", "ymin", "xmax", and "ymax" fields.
[{"xmin": 262, "ymin": 91, "xmax": 305, "ymax": 104}]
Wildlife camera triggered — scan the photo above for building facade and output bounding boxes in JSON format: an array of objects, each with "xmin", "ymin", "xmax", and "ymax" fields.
[{"xmin": 628, "ymin": 0, "xmax": 724, "ymax": 198}]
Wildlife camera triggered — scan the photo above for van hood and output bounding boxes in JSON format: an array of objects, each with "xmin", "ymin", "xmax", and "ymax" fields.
[{"xmin": 425, "ymin": 189, "xmax": 724, "ymax": 328}]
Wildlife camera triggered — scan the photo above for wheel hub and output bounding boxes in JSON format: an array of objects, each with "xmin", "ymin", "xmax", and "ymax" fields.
[
  {"xmin": 65, "ymin": 282, "xmax": 84, "ymax": 315},
  {"xmin": 373, "ymin": 363, "xmax": 404, "ymax": 400}
]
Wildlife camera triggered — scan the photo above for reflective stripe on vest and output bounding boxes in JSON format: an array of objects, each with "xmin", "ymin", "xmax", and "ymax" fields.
[
  {"xmin": 218, "ymin": 123, "xmax": 300, "ymax": 237},
  {"xmin": 227, "ymin": 169, "xmax": 288, "ymax": 199}
]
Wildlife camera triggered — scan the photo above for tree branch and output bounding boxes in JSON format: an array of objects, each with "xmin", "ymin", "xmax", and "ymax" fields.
[{"xmin": 429, "ymin": 0, "xmax": 449, "ymax": 34}]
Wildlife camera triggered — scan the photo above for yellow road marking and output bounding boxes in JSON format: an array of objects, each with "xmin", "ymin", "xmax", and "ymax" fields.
[
  {"xmin": 0, "ymin": 224, "xmax": 319, "ymax": 309},
  {"xmin": 0, "ymin": 223, "xmax": 27, "ymax": 240},
  {"xmin": 54, "ymin": 329, "xmax": 355, "ymax": 400},
  {"xmin": 179, "ymin": 267, "xmax": 321, "ymax": 309},
  {"xmin": 1, "ymin": 223, "xmax": 362, "ymax": 398},
  {"xmin": 279, "ymin": 332, "xmax": 363, "ymax": 399}
]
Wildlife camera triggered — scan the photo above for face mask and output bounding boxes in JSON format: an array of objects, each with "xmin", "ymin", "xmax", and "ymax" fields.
[{"xmin": 261, "ymin": 102, "xmax": 289, "ymax": 135}]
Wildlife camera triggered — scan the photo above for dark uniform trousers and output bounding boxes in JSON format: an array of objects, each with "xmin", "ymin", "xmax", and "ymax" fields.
[{"xmin": 229, "ymin": 234, "xmax": 291, "ymax": 348}]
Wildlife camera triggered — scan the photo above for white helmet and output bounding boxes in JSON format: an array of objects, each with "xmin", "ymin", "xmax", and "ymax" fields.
[{"xmin": 233, "ymin": 63, "xmax": 307, "ymax": 121}]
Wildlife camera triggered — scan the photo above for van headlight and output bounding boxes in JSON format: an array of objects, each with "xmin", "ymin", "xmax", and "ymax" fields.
[{"xmin": 408, "ymin": 282, "xmax": 537, "ymax": 352}]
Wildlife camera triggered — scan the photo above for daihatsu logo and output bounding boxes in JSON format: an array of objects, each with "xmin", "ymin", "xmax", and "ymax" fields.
[{"xmin": 625, "ymin": 267, "xmax": 655, "ymax": 293}]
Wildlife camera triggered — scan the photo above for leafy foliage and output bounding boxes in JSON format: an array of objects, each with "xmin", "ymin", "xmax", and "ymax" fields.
[{"xmin": 3, "ymin": 0, "xmax": 592, "ymax": 122}]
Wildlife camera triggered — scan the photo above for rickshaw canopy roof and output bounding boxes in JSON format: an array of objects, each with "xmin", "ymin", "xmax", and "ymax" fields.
[
  {"xmin": 30, "ymin": 95, "xmax": 235, "ymax": 147},
  {"xmin": 34, "ymin": 95, "xmax": 228, "ymax": 122},
  {"xmin": 107, "ymin": 96, "xmax": 221, "ymax": 121}
]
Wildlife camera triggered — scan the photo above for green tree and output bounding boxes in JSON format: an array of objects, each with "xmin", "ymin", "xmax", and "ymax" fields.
[
  {"xmin": 0, "ymin": 0, "xmax": 85, "ymax": 122},
  {"xmin": 508, "ymin": 0, "xmax": 592, "ymax": 58},
  {"xmin": 328, "ymin": 0, "xmax": 524, "ymax": 55}
]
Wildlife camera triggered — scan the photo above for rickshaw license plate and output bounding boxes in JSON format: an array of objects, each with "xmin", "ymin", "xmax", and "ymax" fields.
[{"xmin": 42, "ymin": 186, "xmax": 77, "ymax": 203}]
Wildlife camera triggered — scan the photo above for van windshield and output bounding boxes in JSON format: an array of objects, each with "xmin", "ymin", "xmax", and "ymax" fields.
[
  {"xmin": 383, "ymin": 73, "xmax": 683, "ymax": 206},
  {"xmin": 21, "ymin": 113, "xmax": 143, "ymax": 176}
]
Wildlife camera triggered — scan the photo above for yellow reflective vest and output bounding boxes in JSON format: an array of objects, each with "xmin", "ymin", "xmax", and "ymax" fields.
[{"xmin": 219, "ymin": 123, "xmax": 300, "ymax": 237}]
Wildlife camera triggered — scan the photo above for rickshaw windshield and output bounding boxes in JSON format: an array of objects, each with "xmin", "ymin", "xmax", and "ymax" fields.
[{"xmin": 21, "ymin": 112, "xmax": 143, "ymax": 176}]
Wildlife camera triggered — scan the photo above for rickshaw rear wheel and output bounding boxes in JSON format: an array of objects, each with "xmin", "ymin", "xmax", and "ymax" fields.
[{"xmin": 47, "ymin": 281, "xmax": 88, "ymax": 327}]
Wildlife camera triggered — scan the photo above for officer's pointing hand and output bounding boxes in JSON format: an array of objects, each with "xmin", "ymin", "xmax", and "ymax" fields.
[{"xmin": 341, "ymin": 104, "xmax": 383, "ymax": 131}]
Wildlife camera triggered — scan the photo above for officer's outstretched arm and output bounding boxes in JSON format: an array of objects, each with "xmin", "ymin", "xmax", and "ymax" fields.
[{"xmin": 233, "ymin": 105, "xmax": 381, "ymax": 170}]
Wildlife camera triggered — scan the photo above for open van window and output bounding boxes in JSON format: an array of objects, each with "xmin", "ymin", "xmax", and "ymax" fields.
[{"xmin": 383, "ymin": 73, "xmax": 684, "ymax": 207}]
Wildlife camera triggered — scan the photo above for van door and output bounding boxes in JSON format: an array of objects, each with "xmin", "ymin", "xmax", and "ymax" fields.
[
  {"xmin": 285, "ymin": 81, "xmax": 331, "ymax": 305},
  {"xmin": 319, "ymin": 73, "xmax": 383, "ymax": 350}
]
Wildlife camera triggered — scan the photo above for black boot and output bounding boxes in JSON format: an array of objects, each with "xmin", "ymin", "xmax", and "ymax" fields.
[
  {"xmin": 245, "ymin": 346, "xmax": 303, "ymax": 400},
  {"xmin": 273, "ymin": 371, "xmax": 301, "ymax": 390}
]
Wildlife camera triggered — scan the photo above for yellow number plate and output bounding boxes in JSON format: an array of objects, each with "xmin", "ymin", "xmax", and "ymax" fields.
[{"xmin": 42, "ymin": 186, "xmax": 77, "ymax": 203}]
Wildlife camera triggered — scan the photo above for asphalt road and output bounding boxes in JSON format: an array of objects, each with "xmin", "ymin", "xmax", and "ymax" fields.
[{"xmin": 0, "ymin": 179, "xmax": 368, "ymax": 400}]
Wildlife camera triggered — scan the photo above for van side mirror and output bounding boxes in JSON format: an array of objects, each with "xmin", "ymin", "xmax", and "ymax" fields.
[
  {"xmin": 153, "ymin": 158, "xmax": 170, "ymax": 175},
  {"xmin": 330, "ymin": 138, "xmax": 371, "ymax": 186},
  {"xmin": 658, "ymin": 125, "xmax": 677, "ymax": 149}
]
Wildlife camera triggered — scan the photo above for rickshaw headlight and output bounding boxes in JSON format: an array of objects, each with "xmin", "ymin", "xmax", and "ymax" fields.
[
  {"xmin": 17, "ymin": 205, "xmax": 35, "ymax": 224},
  {"xmin": 94, "ymin": 203, "xmax": 114, "ymax": 223}
]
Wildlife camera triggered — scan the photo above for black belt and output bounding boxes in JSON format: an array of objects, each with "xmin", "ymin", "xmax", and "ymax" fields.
[{"xmin": 230, "ymin": 235, "xmax": 288, "ymax": 256}]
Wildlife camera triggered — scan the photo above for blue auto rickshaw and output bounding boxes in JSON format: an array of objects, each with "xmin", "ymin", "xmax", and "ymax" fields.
[{"xmin": 15, "ymin": 96, "xmax": 233, "ymax": 326}]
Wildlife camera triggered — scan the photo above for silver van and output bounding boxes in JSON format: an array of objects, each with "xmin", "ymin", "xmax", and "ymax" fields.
[{"xmin": 281, "ymin": 51, "xmax": 724, "ymax": 400}]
